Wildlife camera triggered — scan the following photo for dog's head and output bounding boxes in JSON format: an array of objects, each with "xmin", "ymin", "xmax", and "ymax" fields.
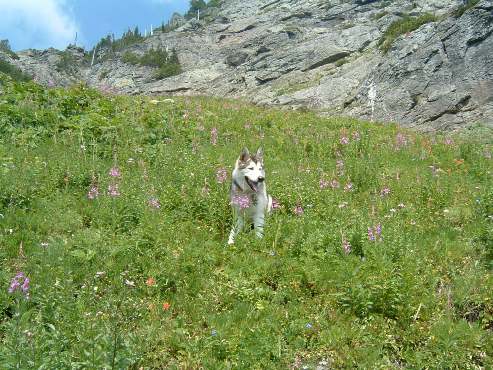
[{"xmin": 237, "ymin": 147, "xmax": 265, "ymax": 192}]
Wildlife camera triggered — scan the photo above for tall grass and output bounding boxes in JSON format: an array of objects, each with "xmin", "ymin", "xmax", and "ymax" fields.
[{"xmin": 0, "ymin": 73, "xmax": 492, "ymax": 368}]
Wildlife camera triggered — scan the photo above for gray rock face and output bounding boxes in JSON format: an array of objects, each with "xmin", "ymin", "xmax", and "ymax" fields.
[{"xmin": 4, "ymin": 0, "xmax": 492, "ymax": 131}]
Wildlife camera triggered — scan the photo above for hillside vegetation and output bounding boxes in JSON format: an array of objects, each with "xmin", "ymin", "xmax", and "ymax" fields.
[{"xmin": 0, "ymin": 74, "xmax": 492, "ymax": 368}]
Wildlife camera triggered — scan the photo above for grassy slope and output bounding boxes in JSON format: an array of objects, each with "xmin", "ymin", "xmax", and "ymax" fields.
[{"xmin": 0, "ymin": 75, "xmax": 492, "ymax": 368}]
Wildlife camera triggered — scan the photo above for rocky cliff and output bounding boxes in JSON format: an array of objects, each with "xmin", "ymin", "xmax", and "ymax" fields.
[{"xmin": 5, "ymin": 0, "xmax": 493, "ymax": 131}]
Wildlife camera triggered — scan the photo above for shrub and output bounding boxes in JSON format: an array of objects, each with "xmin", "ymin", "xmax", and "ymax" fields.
[
  {"xmin": 453, "ymin": 0, "xmax": 480, "ymax": 18},
  {"xmin": 379, "ymin": 13, "xmax": 437, "ymax": 53},
  {"xmin": 0, "ymin": 59, "xmax": 31, "ymax": 82},
  {"xmin": 121, "ymin": 51, "xmax": 140, "ymax": 65},
  {"xmin": 121, "ymin": 47, "xmax": 182, "ymax": 79},
  {"xmin": 56, "ymin": 50, "xmax": 78, "ymax": 75},
  {"xmin": 0, "ymin": 39, "xmax": 19, "ymax": 60}
]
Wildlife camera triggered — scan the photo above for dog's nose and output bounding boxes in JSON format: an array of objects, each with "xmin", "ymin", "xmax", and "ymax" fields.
[{"xmin": 258, "ymin": 176, "xmax": 265, "ymax": 182}]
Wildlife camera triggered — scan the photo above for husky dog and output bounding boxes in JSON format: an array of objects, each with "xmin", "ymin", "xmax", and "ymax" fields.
[{"xmin": 228, "ymin": 147, "xmax": 273, "ymax": 245}]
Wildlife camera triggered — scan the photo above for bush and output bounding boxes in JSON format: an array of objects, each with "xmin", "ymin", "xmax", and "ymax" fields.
[
  {"xmin": 0, "ymin": 39, "xmax": 19, "ymax": 60},
  {"xmin": 56, "ymin": 50, "xmax": 78, "ymax": 75},
  {"xmin": 379, "ymin": 13, "xmax": 437, "ymax": 53},
  {"xmin": 121, "ymin": 47, "xmax": 182, "ymax": 80},
  {"xmin": 121, "ymin": 51, "xmax": 140, "ymax": 65},
  {"xmin": 0, "ymin": 60, "xmax": 31, "ymax": 82}
]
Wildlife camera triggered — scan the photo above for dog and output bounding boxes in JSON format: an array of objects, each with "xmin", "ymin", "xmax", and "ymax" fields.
[{"xmin": 228, "ymin": 147, "xmax": 273, "ymax": 245}]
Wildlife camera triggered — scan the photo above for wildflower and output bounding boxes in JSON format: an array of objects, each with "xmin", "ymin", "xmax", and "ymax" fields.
[
  {"xmin": 87, "ymin": 185, "xmax": 100, "ymax": 200},
  {"xmin": 216, "ymin": 167, "xmax": 228, "ymax": 184},
  {"xmin": 380, "ymin": 186, "xmax": 391, "ymax": 197},
  {"xmin": 107, "ymin": 184, "xmax": 120, "ymax": 197},
  {"xmin": 294, "ymin": 204, "xmax": 304, "ymax": 216},
  {"xmin": 344, "ymin": 182, "xmax": 353, "ymax": 192},
  {"xmin": 271, "ymin": 198, "xmax": 281, "ymax": 211},
  {"xmin": 305, "ymin": 323, "xmax": 313, "ymax": 329},
  {"xmin": 146, "ymin": 277, "xmax": 156, "ymax": 286},
  {"xmin": 210, "ymin": 127, "xmax": 218, "ymax": 146},
  {"xmin": 340, "ymin": 136, "xmax": 349, "ymax": 145},
  {"xmin": 336, "ymin": 160, "xmax": 344, "ymax": 176},
  {"xmin": 319, "ymin": 178, "xmax": 329, "ymax": 189},
  {"xmin": 398, "ymin": 203, "xmax": 405, "ymax": 209},
  {"xmin": 124, "ymin": 279, "xmax": 135, "ymax": 287},
  {"xmin": 148, "ymin": 197, "xmax": 161, "ymax": 209},
  {"xmin": 109, "ymin": 167, "xmax": 121, "ymax": 178},
  {"xmin": 330, "ymin": 179, "xmax": 340, "ymax": 189},
  {"xmin": 244, "ymin": 122, "xmax": 252, "ymax": 129},
  {"xmin": 368, "ymin": 224, "xmax": 382, "ymax": 241},
  {"xmin": 163, "ymin": 302, "xmax": 171, "ymax": 310},
  {"xmin": 395, "ymin": 132, "xmax": 408, "ymax": 149},
  {"xmin": 342, "ymin": 239, "xmax": 351, "ymax": 255},
  {"xmin": 352, "ymin": 131, "xmax": 361, "ymax": 141},
  {"xmin": 8, "ymin": 272, "xmax": 30, "ymax": 298},
  {"xmin": 444, "ymin": 138, "xmax": 454, "ymax": 145},
  {"xmin": 232, "ymin": 194, "xmax": 251, "ymax": 209},
  {"xmin": 95, "ymin": 271, "xmax": 105, "ymax": 278}
]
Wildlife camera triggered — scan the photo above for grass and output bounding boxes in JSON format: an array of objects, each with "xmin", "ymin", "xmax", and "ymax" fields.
[
  {"xmin": 379, "ymin": 13, "xmax": 438, "ymax": 53},
  {"xmin": 0, "ymin": 73, "xmax": 492, "ymax": 368}
]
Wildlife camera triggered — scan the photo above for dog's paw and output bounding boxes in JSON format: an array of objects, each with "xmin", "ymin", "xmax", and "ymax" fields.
[{"xmin": 227, "ymin": 239, "xmax": 234, "ymax": 245}]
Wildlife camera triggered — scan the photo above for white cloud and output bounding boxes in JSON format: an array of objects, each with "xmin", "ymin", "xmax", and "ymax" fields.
[{"xmin": 0, "ymin": 0, "xmax": 79, "ymax": 50}]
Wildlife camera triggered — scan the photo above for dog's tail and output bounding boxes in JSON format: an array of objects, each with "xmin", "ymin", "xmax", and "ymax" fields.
[{"xmin": 267, "ymin": 194, "xmax": 273, "ymax": 213}]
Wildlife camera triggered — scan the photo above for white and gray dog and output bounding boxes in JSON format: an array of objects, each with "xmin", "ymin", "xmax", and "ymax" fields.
[{"xmin": 228, "ymin": 147, "xmax": 273, "ymax": 245}]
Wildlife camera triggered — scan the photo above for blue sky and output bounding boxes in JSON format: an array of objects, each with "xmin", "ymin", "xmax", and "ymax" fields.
[{"xmin": 0, "ymin": 0, "xmax": 190, "ymax": 51}]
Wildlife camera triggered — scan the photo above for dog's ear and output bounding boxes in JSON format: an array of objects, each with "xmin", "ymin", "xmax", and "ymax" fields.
[
  {"xmin": 239, "ymin": 147, "xmax": 250, "ymax": 162},
  {"xmin": 256, "ymin": 147, "xmax": 263, "ymax": 162}
]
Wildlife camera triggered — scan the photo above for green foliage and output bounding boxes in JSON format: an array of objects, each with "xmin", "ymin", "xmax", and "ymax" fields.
[
  {"xmin": 0, "ymin": 60, "xmax": 31, "ymax": 82},
  {"xmin": 453, "ymin": 0, "xmax": 480, "ymax": 18},
  {"xmin": 0, "ymin": 39, "xmax": 19, "ymax": 60},
  {"xmin": 87, "ymin": 29, "xmax": 144, "ymax": 64},
  {"xmin": 122, "ymin": 48, "xmax": 182, "ymax": 80},
  {"xmin": 0, "ymin": 78, "xmax": 492, "ymax": 368},
  {"xmin": 56, "ymin": 50, "xmax": 78, "ymax": 75},
  {"xmin": 379, "ymin": 13, "xmax": 438, "ymax": 53}
]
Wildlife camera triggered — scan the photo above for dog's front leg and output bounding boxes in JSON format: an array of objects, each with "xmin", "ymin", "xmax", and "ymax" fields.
[
  {"xmin": 228, "ymin": 213, "xmax": 244, "ymax": 245},
  {"xmin": 253, "ymin": 212, "xmax": 265, "ymax": 239}
]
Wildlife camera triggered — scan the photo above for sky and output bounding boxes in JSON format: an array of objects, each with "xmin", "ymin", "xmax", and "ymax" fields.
[{"xmin": 0, "ymin": 0, "xmax": 190, "ymax": 51}]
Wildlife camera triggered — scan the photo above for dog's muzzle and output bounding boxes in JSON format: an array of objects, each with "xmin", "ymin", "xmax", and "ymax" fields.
[{"xmin": 245, "ymin": 177, "xmax": 260, "ymax": 192}]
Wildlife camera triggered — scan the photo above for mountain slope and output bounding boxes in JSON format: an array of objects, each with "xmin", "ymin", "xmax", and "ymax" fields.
[{"xmin": 4, "ymin": 0, "xmax": 493, "ymax": 131}]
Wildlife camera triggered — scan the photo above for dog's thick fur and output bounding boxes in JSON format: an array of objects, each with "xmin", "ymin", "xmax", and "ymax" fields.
[{"xmin": 228, "ymin": 147, "xmax": 272, "ymax": 245}]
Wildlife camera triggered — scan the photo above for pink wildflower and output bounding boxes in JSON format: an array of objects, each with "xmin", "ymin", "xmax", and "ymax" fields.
[
  {"xmin": 109, "ymin": 167, "xmax": 121, "ymax": 178},
  {"xmin": 271, "ymin": 198, "xmax": 281, "ymax": 211},
  {"xmin": 380, "ymin": 186, "xmax": 391, "ymax": 197},
  {"xmin": 344, "ymin": 182, "xmax": 353, "ymax": 192},
  {"xmin": 395, "ymin": 132, "xmax": 408, "ymax": 149},
  {"xmin": 148, "ymin": 197, "xmax": 161, "ymax": 209},
  {"xmin": 107, "ymin": 184, "xmax": 120, "ymax": 197},
  {"xmin": 342, "ymin": 239, "xmax": 351, "ymax": 255},
  {"xmin": 293, "ymin": 204, "xmax": 304, "ymax": 216},
  {"xmin": 210, "ymin": 127, "xmax": 218, "ymax": 146},
  {"xmin": 232, "ymin": 194, "xmax": 251, "ymax": 209},
  {"xmin": 330, "ymin": 179, "xmax": 340, "ymax": 189},
  {"xmin": 8, "ymin": 272, "xmax": 30, "ymax": 299},
  {"xmin": 352, "ymin": 131, "xmax": 361, "ymax": 141},
  {"xmin": 340, "ymin": 136, "xmax": 349, "ymax": 145},
  {"xmin": 444, "ymin": 137, "xmax": 454, "ymax": 145},
  {"xmin": 87, "ymin": 185, "xmax": 99, "ymax": 200},
  {"xmin": 319, "ymin": 179, "xmax": 329, "ymax": 189},
  {"xmin": 216, "ymin": 168, "xmax": 228, "ymax": 184}
]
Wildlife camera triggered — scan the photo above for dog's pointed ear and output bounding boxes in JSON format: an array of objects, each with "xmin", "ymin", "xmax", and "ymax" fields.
[
  {"xmin": 256, "ymin": 147, "xmax": 263, "ymax": 162},
  {"xmin": 239, "ymin": 147, "xmax": 250, "ymax": 162}
]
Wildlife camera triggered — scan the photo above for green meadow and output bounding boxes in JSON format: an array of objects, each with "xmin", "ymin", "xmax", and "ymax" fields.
[{"xmin": 0, "ymin": 74, "xmax": 492, "ymax": 368}]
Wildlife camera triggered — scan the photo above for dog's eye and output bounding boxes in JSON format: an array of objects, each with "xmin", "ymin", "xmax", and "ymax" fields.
[{"xmin": 248, "ymin": 167, "xmax": 254, "ymax": 170}]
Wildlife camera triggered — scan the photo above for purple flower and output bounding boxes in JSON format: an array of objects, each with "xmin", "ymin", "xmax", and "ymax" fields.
[
  {"xmin": 216, "ymin": 168, "xmax": 228, "ymax": 184},
  {"xmin": 294, "ymin": 204, "xmax": 304, "ymax": 216},
  {"xmin": 232, "ymin": 194, "xmax": 251, "ymax": 209},
  {"xmin": 87, "ymin": 185, "xmax": 99, "ymax": 200},
  {"xmin": 8, "ymin": 272, "xmax": 30, "ymax": 298},
  {"xmin": 344, "ymin": 182, "xmax": 353, "ymax": 192},
  {"xmin": 210, "ymin": 127, "xmax": 218, "ymax": 146},
  {"xmin": 330, "ymin": 179, "xmax": 340, "ymax": 189},
  {"xmin": 109, "ymin": 167, "xmax": 121, "ymax": 178},
  {"xmin": 319, "ymin": 179, "xmax": 329, "ymax": 189},
  {"xmin": 395, "ymin": 133, "xmax": 408, "ymax": 149},
  {"xmin": 148, "ymin": 197, "xmax": 161, "ymax": 209},
  {"xmin": 444, "ymin": 138, "xmax": 454, "ymax": 145},
  {"xmin": 368, "ymin": 224, "xmax": 382, "ymax": 242},
  {"xmin": 340, "ymin": 136, "xmax": 349, "ymax": 145},
  {"xmin": 271, "ymin": 198, "xmax": 281, "ymax": 211},
  {"xmin": 107, "ymin": 184, "xmax": 120, "ymax": 197},
  {"xmin": 380, "ymin": 186, "xmax": 391, "ymax": 197},
  {"xmin": 342, "ymin": 239, "xmax": 351, "ymax": 255}
]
